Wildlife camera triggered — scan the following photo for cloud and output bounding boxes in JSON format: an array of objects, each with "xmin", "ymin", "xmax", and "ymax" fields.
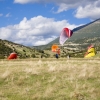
[
  {"xmin": 14, "ymin": 0, "xmax": 100, "ymax": 20},
  {"xmin": 0, "ymin": 28, "xmax": 12, "ymax": 39},
  {"xmin": 14, "ymin": 0, "xmax": 40, "ymax": 4},
  {"xmin": 75, "ymin": 1, "xmax": 100, "ymax": 20},
  {"xmin": 0, "ymin": 16, "xmax": 78, "ymax": 46}
]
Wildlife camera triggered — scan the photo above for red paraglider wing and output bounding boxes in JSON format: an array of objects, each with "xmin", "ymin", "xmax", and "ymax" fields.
[
  {"xmin": 8, "ymin": 53, "xmax": 17, "ymax": 59},
  {"xmin": 59, "ymin": 28, "xmax": 73, "ymax": 45}
]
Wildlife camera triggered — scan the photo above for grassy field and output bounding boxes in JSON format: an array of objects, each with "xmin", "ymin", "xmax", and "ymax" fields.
[{"xmin": 0, "ymin": 58, "xmax": 100, "ymax": 100}]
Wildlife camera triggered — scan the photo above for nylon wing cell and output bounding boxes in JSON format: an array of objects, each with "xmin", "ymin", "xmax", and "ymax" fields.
[{"xmin": 59, "ymin": 28, "xmax": 73, "ymax": 45}]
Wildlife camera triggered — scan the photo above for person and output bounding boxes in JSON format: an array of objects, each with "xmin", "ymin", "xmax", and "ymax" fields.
[
  {"xmin": 41, "ymin": 55, "xmax": 43, "ymax": 58},
  {"xmin": 55, "ymin": 54, "xmax": 58, "ymax": 59},
  {"xmin": 67, "ymin": 55, "xmax": 70, "ymax": 59}
]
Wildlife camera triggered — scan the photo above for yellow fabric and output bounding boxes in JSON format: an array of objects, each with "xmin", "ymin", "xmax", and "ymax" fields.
[
  {"xmin": 84, "ymin": 52, "xmax": 95, "ymax": 58},
  {"xmin": 84, "ymin": 47, "xmax": 96, "ymax": 58},
  {"xmin": 87, "ymin": 48, "xmax": 95, "ymax": 53}
]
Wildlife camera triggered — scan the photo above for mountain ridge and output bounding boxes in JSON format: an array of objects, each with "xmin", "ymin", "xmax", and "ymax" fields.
[{"xmin": 33, "ymin": 18, "xmax": 100, "ymax": 50}]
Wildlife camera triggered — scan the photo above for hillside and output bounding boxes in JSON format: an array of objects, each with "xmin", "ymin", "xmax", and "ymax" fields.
[
  {"xmin": 68, "ymin": 18, "xmax": 100, "ymax": 44},
  {"xmin": 34, "ymin": 18, "xmax": 100, "ymax": 50},
  {"xmin": 0, "ymin": 39, "xmax": 50, "ymax": 59},
  {"xmin": 32, "ymin": 18, "xmax": 100, "ymax": 58}
]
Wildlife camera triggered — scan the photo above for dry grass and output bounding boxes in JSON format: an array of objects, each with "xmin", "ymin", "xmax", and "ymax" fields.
[{"xmin": 0, "ymin": 58, "xmax": 100, "ymax": 100}]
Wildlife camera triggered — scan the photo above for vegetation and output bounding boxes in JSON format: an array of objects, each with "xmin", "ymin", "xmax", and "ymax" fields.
[
  {"xmin": 0, "ymin": 41, "xmax": 13, "ymax": 58},
  {"xmin": 0, "ymin": 39, "xmax": 50, "ymax": 59},
  {"xmin": 0, "ymin": 58, "xmax": 100, "ymax": 100}
]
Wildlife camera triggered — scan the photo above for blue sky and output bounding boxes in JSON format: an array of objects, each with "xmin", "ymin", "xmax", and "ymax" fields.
[{"xmin": 0, "ymin": 0, "xmax": 100, "ymax": 46}]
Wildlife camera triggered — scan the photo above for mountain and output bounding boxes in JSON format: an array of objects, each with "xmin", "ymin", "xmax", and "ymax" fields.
[
  {"xmin": 34, "ymin": 18, "xmax": 100, "ymax": 51},
  {"xmin": 63, "ymin": 18, "xmax": 100, "ymax": 51},
  {"xmin": 33, "ymin": 18, "xmax": 100, "ymax": 58}
]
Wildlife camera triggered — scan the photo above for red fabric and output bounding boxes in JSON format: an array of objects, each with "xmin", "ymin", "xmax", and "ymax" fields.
[
  {"xmin": 64, "ymin": 28, "xmax": 73, "ymax": 38},
  {"xmin": 88, "ymin": 45, "xmax": 94, "ymax": 50},
  {"xmin": 8, "ymin": 53, "xmax": 17, "ymax": 59}
]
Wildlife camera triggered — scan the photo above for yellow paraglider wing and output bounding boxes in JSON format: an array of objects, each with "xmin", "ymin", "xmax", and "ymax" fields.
[{"xmin": 84, "ymin": 45, "xmax": 96, "ymax": 58}]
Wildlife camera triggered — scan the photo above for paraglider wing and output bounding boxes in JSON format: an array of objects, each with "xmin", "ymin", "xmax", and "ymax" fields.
[
  {"xmin": 8, "ymin": 53, "xmax": 17, "ymax": 59},
  {"xmin": 87, "ymin": 45, "xmax": 94, "ymax": 50},
  {"xmin": 52, "ymin": 45, "xmax": 58, "ymax": 52},
  {"xmin": 84, "ymin": 45, "xmax": 96, "ymax": 58},
  {"xmin": 59, "ymin": 28, "xmax": 73, "ymax": 45}
]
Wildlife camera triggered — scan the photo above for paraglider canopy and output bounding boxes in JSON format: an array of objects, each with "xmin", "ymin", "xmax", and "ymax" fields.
[
  {"xmin": 52, "ymin": 45, "xmax": 59, "ymax": 52},
  {"xmin": 84, "ymin": 45, "xmax": 96, "ymax": 58},
  {"xmin": 59, "ymin": 28, "xmax": 73, "ymax": 45},
  {"xmin": 87, "ymin": 44, "xmax": 94, "ymax": 50},
  {"xmin": 8, "ymin": 53, "xmax": 17, "ymax": 59},
  {"xmin": 51, "ymin": 44, "xmax": 60, "ymax": 54}
]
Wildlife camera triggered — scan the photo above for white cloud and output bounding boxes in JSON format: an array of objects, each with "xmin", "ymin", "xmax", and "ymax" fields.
[
  {"xmin": 55, "ymin": 3, "xmax": 68, "ymax": 13},
  {"xmin": 75, "ymin": 1, "xmax": 100, "ymax": 20},
  {"xmin": 0, "ymin": 27, "xmax": 12, "ymax": 39},
  {"xmin": 14, "ymin": 0, "xmax": 40, "ymax": 4},
  {"xmin": 14, "ymin": 0, "xmax": 100, "ymax": 20},
  {"xmin": 0, "ymin": 16, "xmax": 78, "ymax": 46},
  {"xmin": 54, "ymin": 0, "xmax": 100, "ymax": 20}
]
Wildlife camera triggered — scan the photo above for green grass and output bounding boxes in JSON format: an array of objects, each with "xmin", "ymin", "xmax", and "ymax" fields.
[{"xmin": 0, "ymin": 58, "xmax": 100, "ymax": 100}]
